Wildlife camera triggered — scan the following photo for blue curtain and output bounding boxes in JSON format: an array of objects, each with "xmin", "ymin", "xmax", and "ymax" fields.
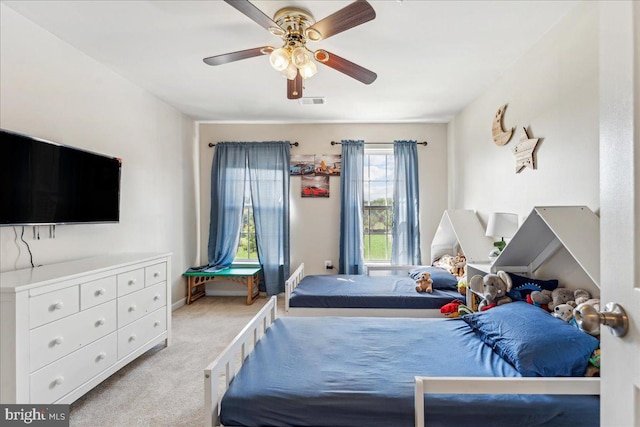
[
  {"xmin": 247, "ymin": 142, "xmax": 290, "ymax": 295},
  {"xmin": 391, "ymin": 140, "xmax": 422, "ymax": 265},
  {"xmin": 339, "ymin": 140, "xmax": 365, "ymax": 274},
  {"xmin": 207, "ymin": 142, "xmax": 247, "ymax": 270}
]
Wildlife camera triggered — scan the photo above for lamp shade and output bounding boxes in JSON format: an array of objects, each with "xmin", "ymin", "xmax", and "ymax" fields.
[{"xmin": 485, "ymin": 212, "xmax": 518, "ymax": 239}]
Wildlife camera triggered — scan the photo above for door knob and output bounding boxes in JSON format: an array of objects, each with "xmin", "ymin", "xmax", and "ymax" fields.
[{"xmin": 573, "ymin": 302, "xmax": 629, "ymax": 337}]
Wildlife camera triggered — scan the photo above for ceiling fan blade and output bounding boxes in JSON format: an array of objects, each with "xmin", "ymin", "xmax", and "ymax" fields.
[
  {"xmin": 305, "ymin": 0, "xmax": 375, "ymax": 41},
  {"xmin": 287, "ymin": 71, "xmax": 303, "ymax": 99},
  {"xmin": 315, "ymin": 50, "xmax": 377, "ymax": 85},
  {"xmin": 224, "ymin": 0, "xmax": 284, "ymax": 34},
  {"xmin": 203, "ymin": 47, "xmax": 272, "ymax": 66}
]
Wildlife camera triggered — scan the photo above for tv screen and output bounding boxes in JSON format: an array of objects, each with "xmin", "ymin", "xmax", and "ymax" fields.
[{"xmin": 0, "ymin": 129, "xmax": 121, "ymax": 226}]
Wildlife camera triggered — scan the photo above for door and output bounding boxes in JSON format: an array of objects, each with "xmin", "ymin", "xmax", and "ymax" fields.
[{"xmin": 599, "ymin": 2, "xmax": 639, "ymax": 426}]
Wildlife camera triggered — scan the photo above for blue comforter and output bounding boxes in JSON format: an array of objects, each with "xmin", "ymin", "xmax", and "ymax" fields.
[
  {"xmin": 289, "ymin": 274, "xmax": 460, "ymax": 309},
  {"xmin": 220, "ymin": 317, "xmax": 598, "ymax": 427}
]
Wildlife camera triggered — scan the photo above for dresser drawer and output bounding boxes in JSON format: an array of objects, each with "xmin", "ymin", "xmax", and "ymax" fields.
[
  {"xmin": 29, "ymin": 286, "xmax": 79, "ymax": 329},
  {"xmin": 117, "ymin": 268, "xmax": 145, "ymax": 296},
  {"xmin": 80, "ymin": 276, "xmax": 116, "ymax": 310},
  {"xmin": 145, "ymin": 262, "xmax": 166, "ymax": 287},
  {"xmin": 30, "ymin": 332, "xmax": 117, "ymax": 404},
  {"xmin": 117, "ymin": 282, "xmax": 166, "ymax": 328},
  {"xmin": 30, "ymin": 300, "xmax": 117, "ymax": 372},
  {"xmin": 117, "ymin": 308, "xmax": 167, "ymax": 359}
]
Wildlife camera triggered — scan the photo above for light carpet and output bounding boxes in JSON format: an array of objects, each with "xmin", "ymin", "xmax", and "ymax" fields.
[{"xmin": 69, "ymin": 295, "xmax": 278, "ymax": 427}]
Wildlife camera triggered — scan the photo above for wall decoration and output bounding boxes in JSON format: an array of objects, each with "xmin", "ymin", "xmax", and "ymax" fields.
[
  {"xmin": 512, "ymin": 127, "xmax": 540, "ymax": 173},
  {"xmin": 290, "ymin": 154, "xmax": 315, "ymax": 175},
  {"xmin": 301, "ymin": 175, "xmax": 330, "ymax": 198},
  {"xmin": 314, "ymin": 154, "xmax": 341, "ymax": 176},
  {"xmin": 492, "ymin": 104, "xmax": 515, "ymax": 146}
]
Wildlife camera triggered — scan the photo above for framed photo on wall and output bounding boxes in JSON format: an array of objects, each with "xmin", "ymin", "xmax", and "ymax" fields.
[
  {"xmin": 301, "ymin": 175, "xmax": 330, "ymax": 198},
  {"xmin": 290, "ymin": 154, "xmax": 315, "ymax": 176},
  {"xmin": 314, "ymin": 154, "xmax": 341, "ymax": 176}
]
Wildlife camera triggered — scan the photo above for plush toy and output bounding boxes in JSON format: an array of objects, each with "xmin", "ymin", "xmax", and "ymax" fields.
[
  {"xmin": 552, "ymin": 302, "xmax": 577, "ymax": 322},
  {"xmin": 440, "ymin": 299, "xmax": 463, "ymax": 317},
  {"xmin": 469, "ymin": 271, "xmax": 513, "ymax": 311},
  {"xmin": 451, "ymin": 253, "xmax": 467, "ymax": 278},
  {"xmin": 415, "ymin": 272, "xmax": 433, "ymax": 293},
  {"xmin": 457, "ymin": 281, "xmax": 467, "ymax": 296},
  {"xmin": 527, "ymin": 289, "xmax": 551, "ymax": 310},
  {"xmin": 573, "ymin": 289, "xmax": 591, "ymax": 305}
]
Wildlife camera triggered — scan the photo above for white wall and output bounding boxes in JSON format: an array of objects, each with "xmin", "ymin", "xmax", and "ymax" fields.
[
  {"xmin": 0, "ymin": 5, "xmax": 197, "ymax": 305},
  {"xmin": 449, "ymin": 2, "xmax": 599, "ymax": 223},
  {"xmin": 448, "ymin": 2, "xmax": 599, "ymax": 288},
  {"xmin": 198, "ymin": 122, "xmax": 448, "ymax": 280}
]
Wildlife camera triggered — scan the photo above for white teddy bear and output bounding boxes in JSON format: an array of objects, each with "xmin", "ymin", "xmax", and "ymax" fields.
[{"xmin": 552, "ymin": 302, "xmax": 577, "ymax": 322}]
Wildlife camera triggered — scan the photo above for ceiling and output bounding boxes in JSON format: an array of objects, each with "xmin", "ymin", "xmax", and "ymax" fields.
[{"xmin": 4, "ymin": 0, "xmax": 579, "ymax": 123}]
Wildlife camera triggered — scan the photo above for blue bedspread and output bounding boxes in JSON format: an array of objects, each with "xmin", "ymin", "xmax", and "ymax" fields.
[
  {"xmin": 220, "ymin": 317, "xmax": 598, "ymax": 427},
  {"xmin": 289, "ymin": 274, "xmax": 460, "ymax": 309}
]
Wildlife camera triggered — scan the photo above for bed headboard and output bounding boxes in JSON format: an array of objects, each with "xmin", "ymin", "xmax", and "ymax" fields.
[
  {"xmin": 492, "ymin": 206, "xmax": 600, "ymax": 296},
  {"xmin": 430, "ymin": 210, "xmax": 495, "ymax": 264}
]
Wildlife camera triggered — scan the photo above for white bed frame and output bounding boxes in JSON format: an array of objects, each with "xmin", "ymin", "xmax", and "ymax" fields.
[
  {"xmin": 415, "ymin": 376, "xmax": 599, "ymax": 427},
  {"xmin": 204, "ymin": 296, "xmax": 600, "ymax": 427},
  {"xmin": 284, "ymin": 263, "xmax": 449, "ymax": 318}
]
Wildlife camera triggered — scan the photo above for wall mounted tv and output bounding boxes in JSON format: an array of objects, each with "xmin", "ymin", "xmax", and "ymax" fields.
[{"xmin": 0, "ymin": 129, "xmax": 122, "ymax": 226}]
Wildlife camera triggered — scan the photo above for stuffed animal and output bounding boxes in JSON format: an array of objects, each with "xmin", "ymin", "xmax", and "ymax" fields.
[
  {"xmin": 531, "ymin": 288, "xmax": 593, "ymax": 311},
  {"xmin": 469, "ymin": 271, "xmax": 513, "ymax": 311},
  {"xmin": 415, "ymin": 272, "xmax": 433, "ymax": 293},
  {"xmin": 552, "ymin": 302, "xmax": 577, "ymax": 322},
  {"xmin": 440, "ymin": 299, "xmax": 463, "ymax": 317},
  {"xmin": 457, "ymin": 280, "xmax": 467, "ymax": 296},
  {"xmin": 451, "ymin": 253, "xmax": 467, "ymax": 278},
  {"xmin": 527, "ymin": 289, "xmax": 552, "ymax": 310}
]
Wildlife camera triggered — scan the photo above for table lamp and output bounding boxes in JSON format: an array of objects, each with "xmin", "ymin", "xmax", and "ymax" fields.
[{"xmin": 485, "ymin": 212, "xmax": 518, "ymax": 253}]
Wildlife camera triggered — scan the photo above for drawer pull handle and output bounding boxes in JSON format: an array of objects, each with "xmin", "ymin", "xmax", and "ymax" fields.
[
  {"xmin": 129, "ymin": 334, "xmax": 136, "ymax": 342},
  {"xmin": 95, "ymin": 288, "xmax": 106, "ymax": 296},
  {"xmin": 96, "ymin": 318, "xmax": 106, "ymax": 326},
  {"xmin": 50, "ymin": 301, "xmax": 64, "ymax": 311},
  {"xmin": 128, "ymin": 305, "xmax": 137, "ymax": 312},
  {"xmin": 53, "ymin": 376, "xmax": 64, "ymax": 386},
  {"xmin": 154, "ymin": 295, "xmax": 160, "ymax": 301},
  {"xmin": 96, "ymin": 352, "xmax": 107, "ymax": 361},
  {"xmin": 153, "ymin": 272, "xmax": 160, "ymax": 278},
  {"xmin": 128, "ymin": 279, "xmax": 136, "ymax": 286},
  {"xmin": 51, "ymin": 336, "xmax": 64, "ymax": 346},
  {"xmin": 154, "ymin": 321, "xmax": 160, "ymax": 327}
]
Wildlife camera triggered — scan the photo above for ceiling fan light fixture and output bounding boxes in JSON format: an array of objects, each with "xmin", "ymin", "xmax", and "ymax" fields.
[
  {"xmin": 299, "ymin": 60, "xmax": 317, "ymax": 79},
  {"xmin": 291, "ymin": 46, "xmax": 311, "ymax": 68},
  {"xmin": 281, "ymin": 62, "xmax": 298, "ymax": 80},
  {"xmin": 269, "ymin": 48, "xmax": 290, "ymax": 71}
]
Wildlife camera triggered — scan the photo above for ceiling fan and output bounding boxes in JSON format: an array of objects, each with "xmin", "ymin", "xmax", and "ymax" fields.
[{"xmin": 203, "ymin": 0, "xmax": 377, "ymax": 100}]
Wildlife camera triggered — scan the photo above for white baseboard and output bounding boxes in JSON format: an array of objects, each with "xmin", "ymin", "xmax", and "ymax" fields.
[
  {"xmin": 206, "ymin": 289, "xmax": 246, "ymax": 297},
  {"xmin": 172, "ymin": 298, "xmax": 186, "ymax": 311}
]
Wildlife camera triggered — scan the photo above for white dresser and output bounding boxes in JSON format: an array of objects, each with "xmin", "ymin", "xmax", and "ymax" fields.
[{"xmin": 0, "ymin": 253, "xmax": 172, "ymax": 404}]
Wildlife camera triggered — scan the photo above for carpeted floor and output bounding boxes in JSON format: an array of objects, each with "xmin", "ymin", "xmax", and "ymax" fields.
[{"xmin": 69, "ymin": 295, "xmax": 279, "ymax": 427}]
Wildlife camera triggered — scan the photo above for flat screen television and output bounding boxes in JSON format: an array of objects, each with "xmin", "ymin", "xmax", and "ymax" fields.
[{"xmin": 0, "ymin": 129, "xmax": 122, "ymax": 226}]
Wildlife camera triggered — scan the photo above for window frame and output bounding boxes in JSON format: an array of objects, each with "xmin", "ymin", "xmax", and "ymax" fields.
[{"xmin": 363, "ymin": 148, "xmax": 394, "ymax": 262}]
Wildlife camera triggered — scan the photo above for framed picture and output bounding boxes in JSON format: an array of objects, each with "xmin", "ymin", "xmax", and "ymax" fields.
[
  {"xmin": 301, "ymin": 175, "xmax": 330, "ymax": 198},
  {"xmin": 314, "ymin": 154, "xmax": 341, "ymax": 176},
  {"xmin": 290, "ymin": 154, "xmax": 315, "ymax": 176}
]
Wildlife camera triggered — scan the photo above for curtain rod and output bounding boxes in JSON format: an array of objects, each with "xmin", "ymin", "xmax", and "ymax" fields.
[
  {"xmin": 208, "ymin": 141, "xmax": 299, "ymax": 148},
  {"xmin": 330, "ymin": 141, "xmax": 427, "ymax": 146}
]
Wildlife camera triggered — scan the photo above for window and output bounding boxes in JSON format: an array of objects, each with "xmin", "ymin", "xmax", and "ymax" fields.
[
  {"xmin": 363, "ymin": 150, "xmax": 394, "ymax": 261},
  {"xmin": 235, "ymin": 178, "xmax": 258, "ymax": 262}
]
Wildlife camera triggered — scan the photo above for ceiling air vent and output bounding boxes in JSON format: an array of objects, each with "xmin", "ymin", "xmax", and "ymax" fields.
[{"xmin": 299, "ymin": 97, "xmax": 325, "ymax": 105}]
